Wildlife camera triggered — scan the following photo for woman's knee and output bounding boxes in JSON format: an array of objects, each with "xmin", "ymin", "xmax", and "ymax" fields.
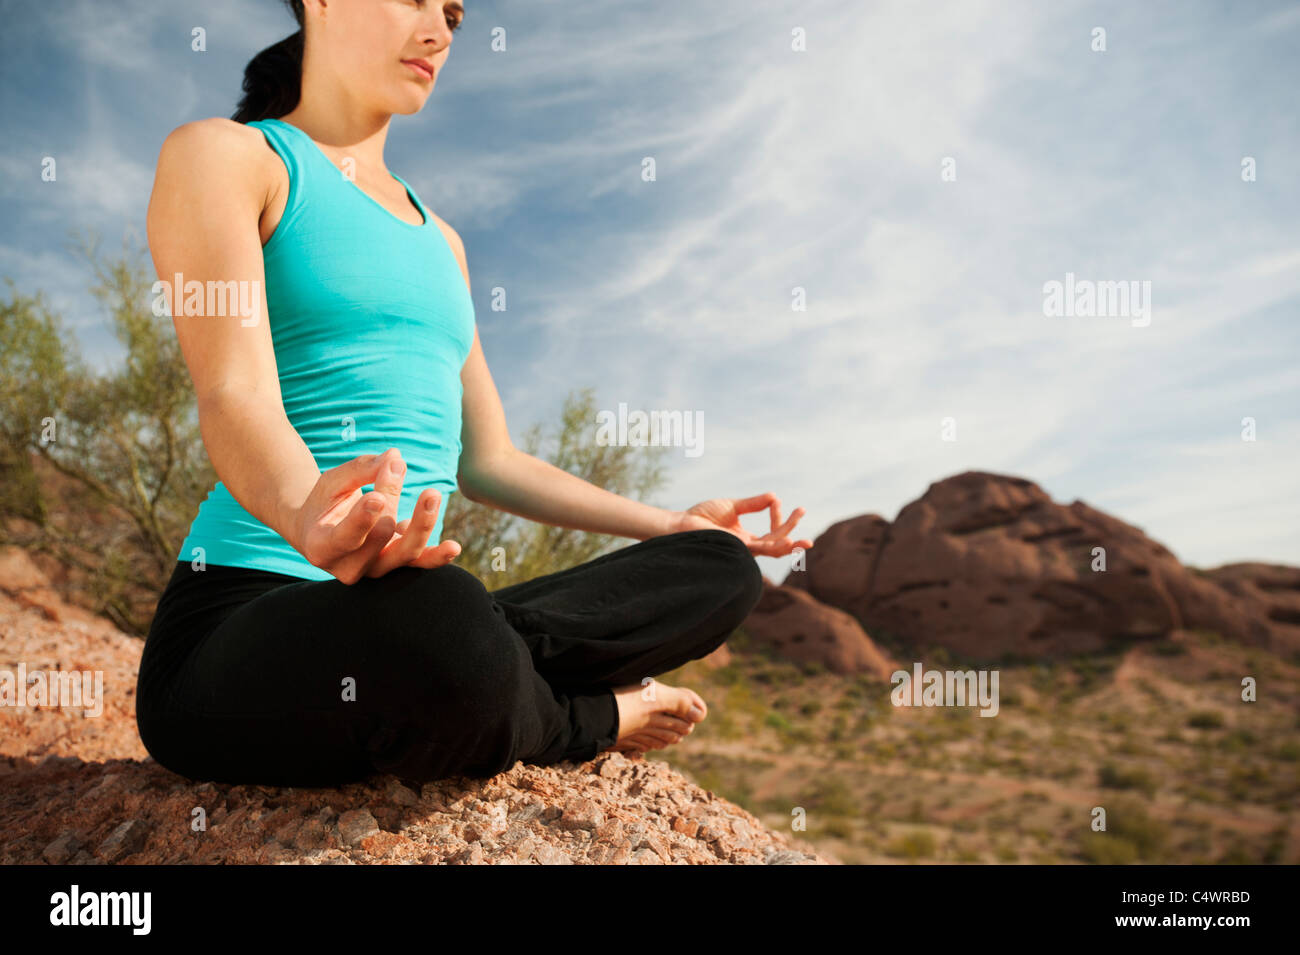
[
  {"xmin": 688, "ymin": 529, "xmax": 765, "ymax": 620},
  {"xmin": 361, "ymin": 560, "xmax": 487, "ymax": 608},
  {"xmin": 355, "ymin": 565, "xmax": 528, "ymax": 708},
  {"xmin": 357, "ymin": 563, "xmax": 491, "ymax": 638}
]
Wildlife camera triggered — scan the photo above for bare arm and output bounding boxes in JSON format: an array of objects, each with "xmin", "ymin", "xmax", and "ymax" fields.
[{"xmin": 147, "ymin": 118, "xmax": 321, "ymax": 552}]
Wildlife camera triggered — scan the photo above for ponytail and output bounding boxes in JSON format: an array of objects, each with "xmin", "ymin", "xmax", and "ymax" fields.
[{"xmin": 231, "ymin": 1, "xmax": 306, "ymax": 124}]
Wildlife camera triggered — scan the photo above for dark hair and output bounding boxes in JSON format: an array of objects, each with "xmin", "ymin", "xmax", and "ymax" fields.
[{"xmin": 231, "ymin": 0, "xmax": 306, "ymax": 124}]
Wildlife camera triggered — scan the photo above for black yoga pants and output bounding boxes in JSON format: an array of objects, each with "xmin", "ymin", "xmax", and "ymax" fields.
[{"xmin": 135, "ymin": 528, "xmax": 764, "ymax": 787}]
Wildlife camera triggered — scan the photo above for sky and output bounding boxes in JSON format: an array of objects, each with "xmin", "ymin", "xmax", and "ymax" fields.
[{"xmin": 1, "ymin": 0, "xmax": 1297, "ymax": 579}]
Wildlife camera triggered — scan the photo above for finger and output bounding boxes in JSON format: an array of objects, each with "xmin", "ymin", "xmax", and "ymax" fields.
[
  {"xmin": 401, "ymin": 489, "xmax": 461, "ymax": 568},
  {"xmin": 325, "ymin": 447, "xmax": 400, "ymax": 499},
  {"xmin": 348, "ymin": 495, "xmax": 400, "ymax": 566},
  {"xmin": 771, "ymin": 538, "xmax": 813, "ymax": 556},
  {"xmin": 779, "ymin": 508, "xmax": 806, "ymax": 538},
  {"xmin": 731, "ymin": 492, "xmax": 777, "ymax": 516},
  {"xmin": 404, "ymin": 539, "xmax": 462, "ymax": 569},
  {"xmin": 366, "ymin": 488, "xmax": 442, "ymax": 576},
  {"xmin": 762, "ymin": 506, "xmax": 805, "ymax": 541},
  {"xmin": 748, "ymin": 537, "xmax": 792, "ymax": 558},
  {"xmin": 371, "ymin": 450, "xmax": 407, "ymax": 516},
  {"xmin": 324, "ymin": 502, "xmax": 397, "ymax": 584},
  {"xmin": 328, "ymin": 490, "xmax": 392, "ymax": 559},
  {"xmin": 769, "ymin": 497, "xmax": 783, "ymax": 534}
]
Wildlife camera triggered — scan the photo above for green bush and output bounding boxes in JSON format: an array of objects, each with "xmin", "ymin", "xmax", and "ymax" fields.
[
  {"xmin": 1080, "ymin": 835, "xmax": 1139, "ymax": 864},
  {"xmin": 885, "ymin": 830, "xmax": 936, "ymax": 860},
  {"xmin": 1097, "ymin": 762, "xmax": 1157, "ymax": 795},
  {"xmin": 815, "ymin": 816, "xmax": 855, "ymax": 841},
  {"xmin": 1078, "ymin": 801, "xmax": 1170, "ymax": 863},
  {"xmin": 764, "ymin": 711, "xmax": 793, "ymax": 733},
  {"xmin": 809, "ymin": 775, "xmax": 858, "ymax": 817},
  {"xmin": 1218, "ymin": 728, "xmax": 1257, "ymax": 752},
  {"xmin": 1216, "ymin": 845, "xmax": 1254, "ymax": 865}
]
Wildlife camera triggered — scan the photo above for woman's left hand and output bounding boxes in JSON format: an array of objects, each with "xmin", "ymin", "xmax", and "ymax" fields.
[{"xmin": 667, "ymin": 493, "xmax": 814, "ymax": 557}]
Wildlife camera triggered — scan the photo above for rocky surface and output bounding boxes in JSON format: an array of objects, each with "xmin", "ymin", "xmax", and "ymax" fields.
[
  {"xmin": 1, "ymin": 751, "xmax": 822, "ymax": 865},
  {"xmin": 776, "ymin": 471, "xmax": 1300, "ymax": 663},
  {"xmin": 1200, "ymin": 562, "xmax": 1300, "ymax": 631},
  {"xmin": 0, "ymin": 545, "xmax": 827, "ymax": 865}
]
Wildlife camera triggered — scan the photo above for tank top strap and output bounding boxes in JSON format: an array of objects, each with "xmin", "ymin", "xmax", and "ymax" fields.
[
  {"xmin": 246, "ymin": 117, "xmax": 334, "ymax": 253},
  {"xmin": 247, "ymin": 118, "xmax": 312, "ymax": 183},
  {"xmin": 390, "ymin": 171, "xmax": 433, "ymax": 225}
]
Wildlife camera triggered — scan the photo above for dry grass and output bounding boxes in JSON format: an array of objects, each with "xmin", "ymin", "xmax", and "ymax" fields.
[{"xmin": 653, "ymin": 628, "xmax": 1300, "ymax": 864}]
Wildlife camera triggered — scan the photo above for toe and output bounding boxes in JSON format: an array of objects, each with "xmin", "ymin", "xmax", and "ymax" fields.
[
  {"xmin": 639, "ymin": 726, "xmax": 681, "ymax": 744},
  {"xmin": 679, "ymin": 688, "xmax": 708, "ymax": 721},
  {"xmin": 651, "ymin": 713, "xmax": 693, "ymax": 734}
]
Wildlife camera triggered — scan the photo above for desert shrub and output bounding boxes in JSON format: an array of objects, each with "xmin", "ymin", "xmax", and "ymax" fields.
[
  {"xmin": 1187, "ymin": 710, "xmax": 1225, "ymax": 730},
  {"xmin": 885, "ymin": 829, "xmax": 936, "ymax": 860},
  {"xmin": 1098, "ymin": 762, "xmax": 1157, "ymax": 795}
]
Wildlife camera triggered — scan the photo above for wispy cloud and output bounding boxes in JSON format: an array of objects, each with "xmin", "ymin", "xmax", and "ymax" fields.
[{"xmin": 1, "ymin": 0, "xmax": 1296, "ymax": 574}]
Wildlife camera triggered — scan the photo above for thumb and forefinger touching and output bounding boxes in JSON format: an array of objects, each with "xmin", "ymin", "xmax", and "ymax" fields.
[
  {"xmin": 733, "ymin": 492, "xmax": 814, "ymax": 556},
  {"xmin": 326, "ymin": 448, "xmax": 439, "ymax": 575}
]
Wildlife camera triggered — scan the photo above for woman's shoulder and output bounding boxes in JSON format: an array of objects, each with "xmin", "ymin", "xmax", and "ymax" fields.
[
  {"xmin": 157, "ymin": 116, "xmax": 274, "ymax": 167},
  {"xmin": 152, "ymin": 117, "xmax": 282, "ymax": 209}
]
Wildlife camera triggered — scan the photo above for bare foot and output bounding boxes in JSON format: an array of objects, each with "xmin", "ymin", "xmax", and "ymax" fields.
[{"xmin": 605, "ymin": 680, "xmax": 708, "ymax": 755}]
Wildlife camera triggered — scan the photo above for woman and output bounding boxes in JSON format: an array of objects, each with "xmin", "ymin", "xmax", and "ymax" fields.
[{"xmin": 136, "ymin": 0, "xmax": 813, "ymax": 787}]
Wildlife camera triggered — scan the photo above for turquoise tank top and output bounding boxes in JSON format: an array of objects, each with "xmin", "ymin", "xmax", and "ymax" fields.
[{"xmin": 176, "ymin": 117, "xmax": 475, "ymax": 580}]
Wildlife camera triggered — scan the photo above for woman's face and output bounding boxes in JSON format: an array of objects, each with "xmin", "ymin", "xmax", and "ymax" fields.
[{"xmin": 305, "ymin": 0, "xmax": 465, "ymax": 116}]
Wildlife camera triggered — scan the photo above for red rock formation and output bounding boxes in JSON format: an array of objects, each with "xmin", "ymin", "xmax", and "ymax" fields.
[
  {"xmin": 0, "ymin": 546, "xmax": 111, "ymax": 628},
  {"xmin": 776, "ymin": 471, "xmax": 1299, "ymax": 663},
  {"xmin": 740, "ymin": 576, "xmax": 898, "ymax": 678},
  {"xmin": 1199, "ymin": 563, "xmax": 1300, "ymax": 632}
]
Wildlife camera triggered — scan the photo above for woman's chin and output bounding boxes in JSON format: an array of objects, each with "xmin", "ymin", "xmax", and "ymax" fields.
[{"xmin": 389, "ymin": 89, "xmax": 432, "ymax": 115}]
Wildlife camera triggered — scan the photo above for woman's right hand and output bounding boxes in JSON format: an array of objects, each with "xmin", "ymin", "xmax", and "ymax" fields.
[{"xmin": 293, "ymin": 447, "xmax": 462, "ymax": 584}]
